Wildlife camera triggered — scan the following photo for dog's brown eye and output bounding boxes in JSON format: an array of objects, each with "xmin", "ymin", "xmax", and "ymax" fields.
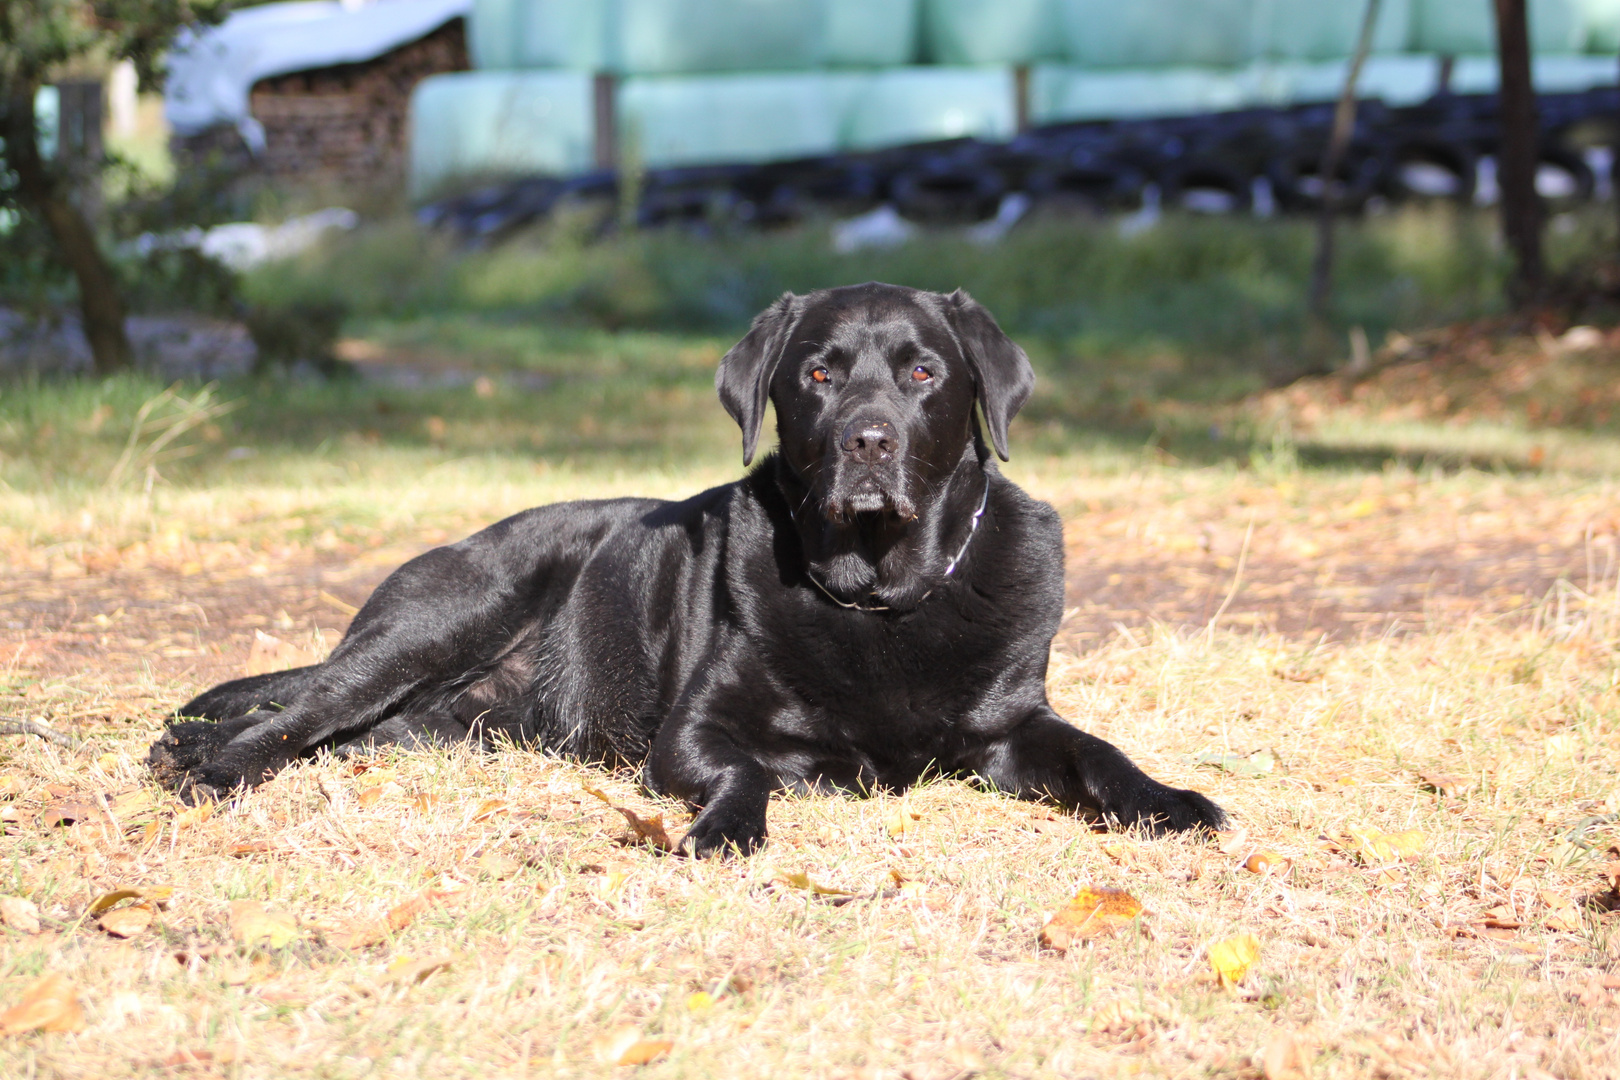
[
  {"xmin": 810, "ymin": 368, "xmax": 829, "ymax": 384},
  {"xmin": 911, "ymin": 366, "xmax": 932, "ymax": 382}
]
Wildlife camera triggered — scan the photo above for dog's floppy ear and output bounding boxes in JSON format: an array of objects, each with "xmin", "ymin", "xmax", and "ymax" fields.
[
  {"xmin": 945, "ymin": 289, "xmax": 1034, "ymax": 461},
  {"xmin": 716, "ymin": 291, "xmax": 798, "ymax": 466}
]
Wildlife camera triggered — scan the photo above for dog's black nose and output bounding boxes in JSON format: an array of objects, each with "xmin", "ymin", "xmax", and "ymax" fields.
[{"xmin": 840, "ymin": 420, "xmax": 897, "ymax": 464}]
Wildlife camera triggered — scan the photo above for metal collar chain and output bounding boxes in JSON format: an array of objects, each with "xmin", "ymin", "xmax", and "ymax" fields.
[{"xmin": 806, "ymin": 476, "xmax": 992, "ymax": 613}]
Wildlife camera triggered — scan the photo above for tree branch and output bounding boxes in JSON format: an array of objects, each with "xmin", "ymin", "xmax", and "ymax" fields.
[{"xmin": 0, "ymin": 718, "xmax": 80, "ymax": 749}]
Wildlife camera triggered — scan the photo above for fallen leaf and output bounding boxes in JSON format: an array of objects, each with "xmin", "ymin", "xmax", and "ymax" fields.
[
  {"xmin": 1540, "ymin": 891, "xmax": 1584, "ymax": 932},
  {"xmin": 88, "ymin": 886, "xmax": 174, "ymax": 915},
  {"xmin": 411, "ymin": 793, "xmax": 440, "ymax": 813},
  {"xmin": 1418, "ymin": 771, "xmax": 1468, "ymax": 797},
  {"xmin": 227, "ymin": 840, "xmax": 274, "ymax": 857},
  {"xmin": 172, "ymin": 802, "xmax": 214, "ymax": 829},
  {"xmin": 1101, "ymin": 843, "xmax": 1139, "ymax": 868},
  {"xmin": 1194, "ymin": 749, "xmax": 1279, "ymax": 776},
  {"xmin": 885, "ymin": 805, "xmax": 921, "ymax": 839},
  {"xmin": 99, "ymin": 903, "xmax": 154, "ymax": 939},
  {"xmin": 584, "ymin": 786, "xmax": 673, "ymax": 850},
  {"xmin": 1346, "ymin": 825, "xmax": 1425, "ymax": 864},
  {"xmin": 685, "ymin": 991, "xmax": 716, "ymax": 1014},
  {"xmin": 1039, "ymin": 886, "xmax": 1144, "ymax": 951},
  {"xmin": 0, "ymin": 973, "xmax": 86, "ymax": 1034},
  {"xmin": 38, "ymin": 800, "xmax": 99, "ymax": 828},
  {"xmin": 328, "ymin": 888, "xmax": 469, "ymax": 949},
  {"xmin": 1262, "ymin": 1031, "xmax": 1313, "ymax": 1080},
  {"xmin": 476, "ymin": 852, "xmax": 523, "ymax": 879},
  {"xmin": 244, "ymin": 630, "xmax": 317, "ymax": 677},
  {"xmin": 1244, "ymin": 852, "xmax": 1291, "ymax": 876},
  {"xmin": 471, "ymin": 798, "xmax": 510, "ymax": 822},
  {"xmin": 774, "ymin": 870, "xmax": 853, "ymax": 897},
  {"xmin": 229, "ymin": 901, "xmax": 300, "ymax": 948},
  {"xmin": 385, "ymin": 953, "xmax": 454, "ymax": 985},
  {"xmin": 1217, "ymin": 829, "xmax": 1253, "ymax": 857},
  {"xmin": 0, "ymin": 776, "xmax": 22, "ymax": 799},
  {"xmin": 356, "ymin": 787, "xmax": 383, "ymax": 809},
  {"xmin": 593, "ymin": 1024, "xmax": 673, "ymax": 1066},
  {"xmin": 1209, "ymin": 933, "xmax": 1261, "ymax": 987},
  {"xmin": 0, "ymin": 897, "xmax": 40, "ymax": 934}
]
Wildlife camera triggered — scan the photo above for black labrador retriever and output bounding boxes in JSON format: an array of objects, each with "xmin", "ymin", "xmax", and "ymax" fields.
[{"xmin": 148, "ymin": 283, "xmax": 1224, "ymax": 854}]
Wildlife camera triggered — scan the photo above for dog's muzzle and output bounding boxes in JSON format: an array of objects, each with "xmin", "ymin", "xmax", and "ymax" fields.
[{"xmin": 826, "ymin": 419, "xmax": 914, "ymax": 522}]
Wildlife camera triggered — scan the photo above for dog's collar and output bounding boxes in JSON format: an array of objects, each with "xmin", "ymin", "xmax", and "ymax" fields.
[{"xmin": 805, "ymin": 475, "xmax": 992, "ymax": 613}]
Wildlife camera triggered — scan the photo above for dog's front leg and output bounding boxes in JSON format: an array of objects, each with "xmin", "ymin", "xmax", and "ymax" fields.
[
  {"xmin": 644, "ymin": 685, "xmax": 778, "ymax": 858},
  {"xmin": 965, "ymin": 708, "xmax": 1226, "ymax": 834}
]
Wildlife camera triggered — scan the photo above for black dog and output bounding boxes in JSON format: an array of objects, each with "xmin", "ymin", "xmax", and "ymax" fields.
[{"xmin": 148, "ymin": 283, "xmax": 1223, "ymax": 854}]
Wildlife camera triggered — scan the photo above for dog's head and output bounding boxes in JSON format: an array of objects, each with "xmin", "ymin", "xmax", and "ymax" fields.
[{"xmin": 716, "ymin": 283, "xmax": 1034, "ymax": 525}]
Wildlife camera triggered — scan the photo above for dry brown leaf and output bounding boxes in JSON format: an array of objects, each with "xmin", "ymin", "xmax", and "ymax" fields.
[
  {"xmin": 229, "ymin": 901, "xmax": 300, "ymax": 948},
  {"xmin": 1209, "ymin": 933, "xmax": 1261, "ymax": 987},
  {"xmin": 0, "ymin": 897, "xmax": 40, "ymax": 934},
  {"xmin": 0, "ymin": 972, "xmax": 86, "ymax": 1035},
  {"xmin": 1346, "ymin": 825, "xmax": 1425, "ymax": 864},
  {"xmin": 227, "ymin": 840, "xmax": 274, "ymax": 857},
  {"xmin": 1216, "ymin": 829, "xmax": 1252, "ymax": 858},
  {"xmin": 1100, "ymin": 843, "xmax": 1139, "ymax": 867},
  {"xmin": 99, "ymin": 903, "xmax": 154, "ymax": 939},
  {"xmin": 38, "ymin": 800, "xmax": 99, "ymax": 828},
  {"xmin": 0, "ymin": 776, "xmax": 22, "ymax": 799},
  {"xmin": 385, "ymin": 953, "xmax": 454, "ymax": 985},
  {"xmin": 356, "ymin": 787, "xmax": 383, "ymax": 809},
  {"xmin": 172, "ymin": 802, "xmax": 214, "ymax": 829},
  {"xmin": 585, "ymin": 786, "xmax": 673, "ymax": 850},
  {"xmin": 471, "ymin": 798, "xmax": 510, "ymax": 822},
  {"xmin": 592, "ymin": 1024, "xmax": 672, "ymax": 1066},
  {"xmin": 1263, "ymin": 1031, "xmax": 1314, "ymax": 1080},
  {"xmin": 885, "ymin": 805, "xmax": 921, "ymax": 839},
  {"xmin": 329, "ymin": 888, "xmax": 469, "ymax": 949},
  {"xmin": 1039, "ymin": 886, "xmax": 1145, "ymax": 951},
  {"xmin": 411, "ymin": 793, "xmax": 441, "ymax": 813},
  {"xmin": 1539, "ymin": 891, "xmax": 1584, "ymax": 932},
  {"xmin": 244, "ymin": 630, "xmax": 317, "ymax": 677},
  {"xmin": 1418, "ymin": 771, "xmax": 1468, "ymax": 798}
]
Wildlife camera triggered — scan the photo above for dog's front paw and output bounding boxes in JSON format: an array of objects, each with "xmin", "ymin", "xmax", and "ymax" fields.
[
  {"xmin": 147, "ymin": 721, "xmax": 235, "ymax": 789},
  {"xmin": 1110, "ymin": 782, "xmax": 1226, "ymax": 836},
  {"xmin": 681, "ymin": 803, "xmax": 768, "ymax": 858}
]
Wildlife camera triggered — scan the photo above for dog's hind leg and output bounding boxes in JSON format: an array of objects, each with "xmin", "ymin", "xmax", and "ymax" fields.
[{"xmin": 331, "ymin": 712, "xmax": 471, "ymax": 757}]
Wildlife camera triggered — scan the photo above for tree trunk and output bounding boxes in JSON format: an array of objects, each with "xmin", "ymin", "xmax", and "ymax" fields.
[
  {"xmin": 1493, "ymin": 0, "xmax": 1544, "ymax": 307},
  {"xmin": 1308, "ymin": 0, "xmax": 1383, "ymax": 323},
  {"xmin": 1, "ymin": 86, "xmax": 132, "ymax": 376}
]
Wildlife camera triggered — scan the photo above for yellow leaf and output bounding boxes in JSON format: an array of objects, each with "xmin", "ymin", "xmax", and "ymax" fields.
[
  {"xmin": 88, "ymin": 885, "xmax": 173, "ymax": 915},
  {"xmin": 95, "ymin": 753, "xmax": 120, "ymax": 772},
  {"xmin": 884, "ymin": 805, "xmax": 921, "ymax": 839},
  {"xmin": 776, "ymin": 870, "xmax": 853, "ymax": 897},
  {"xmin": 229, "ymin": 901, "xmax": 300, "ymax": 948},
  {"xmin": 471, "ymin": 798, "xmax": 510, "ymax": 822},
  {"xmin": 357, "ymin": 787, "xmax": 383, "ymax": 809},
  {"xmin": 1209, "ymin": 933, "xmax": 1261, "ymax": 987},
  {"xmin": 685, "ymin": 991, "xmax": 715, "ymax": 1014},
  {"xmin": 0, "ymin": 972, "xmax": 86, "ymax": 1035},
  {"xmin": 99, "ymin": 903, "xmax": 154, "ymax": 939},
  {"xmin": 411, "ymin": 793, "xmax": 440, "ymax": 813},
  {"xmin": 1038, "ymin": 886, "xmax": 1145, "ymax": 952},
  {"xmin": 1346, "ymin": 825, "xmax": 1425, "ymax": 863}
]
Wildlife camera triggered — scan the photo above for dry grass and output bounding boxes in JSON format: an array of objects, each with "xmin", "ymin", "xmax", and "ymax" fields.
[{"xmin": 3, "ymin": 372, "xmax": 1620, "ymax": 1078}]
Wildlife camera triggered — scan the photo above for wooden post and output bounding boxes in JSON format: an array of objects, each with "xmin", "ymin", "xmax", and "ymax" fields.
[
  {"xmin": 1014, "ymin": 65, "xmax": 1030, "ymax": 134},
  {"xmin": 1493, "ymin": 0, "xmax": 1543, "ymax": 307},
  {"xmin": 593, "ymin": 72, "xmax": 617, "ymax": 172}
]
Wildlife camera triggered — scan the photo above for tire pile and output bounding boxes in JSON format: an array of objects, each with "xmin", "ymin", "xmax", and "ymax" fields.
[{"xmin": 419, "ymin": 85, "xmax": 1620, "ymax": 239}]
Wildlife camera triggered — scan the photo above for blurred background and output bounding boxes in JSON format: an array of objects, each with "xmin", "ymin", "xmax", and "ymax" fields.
[{"xmin": 3, "ymin": 0, "xmax": 1620, "ymax": 480}]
